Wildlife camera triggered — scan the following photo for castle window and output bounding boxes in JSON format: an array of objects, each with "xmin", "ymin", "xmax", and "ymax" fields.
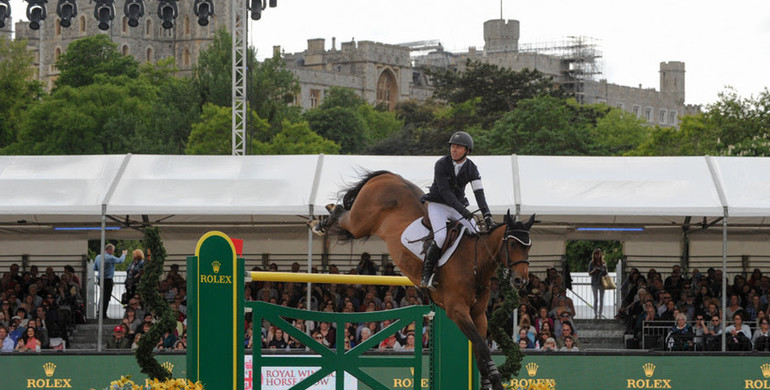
[
  {"xmin": 53, "ymin": 47, "xmax": 61, "ymax": 70},
  {"xmin": 616, "ymin": 102, "xmax": 624, "ymax": 110},
  {"xmin": 146, "ymin": 47, "xmax": 154, "ymax": 63},
  {"xmin": 79, "ymin": 16, "xmax": 86, "ymax": 33},
  {"xmin": 669, "ymin": 111, "xmax": 677, "ymax": 125},
  {"xmin": 55, "ymin": 19, "xmax": 61, "ymax": 36},
  {"xmin": 632, "ymin": 105, "xmax": 640, "ymax": 117},
  {"xmin": 183, "ymin": 47, "xmax": 191, "ymax": 67},
  {"xmin": 122, "ymin": 17, "xmax": 129, "ymax": 34},
  {"xmin": 184, "ymin": 16, "xmax": 190, "ymax": 36},
  {"xmin": 310, "ymin": 89, "xmax": 321, "ymax": 108},
  {"xmin": 659, "ymin": 110, "xmax": 666, "ymax": 124},
  {"xmin": 644, "ymin": 107, "xmax": 653, "ymax": 122},
  {"xmin": 122, "ymin": 45, "xmax": 129, "ymax": 56},
  {"xmin": 145, "ymin": 19, "xmax": 152, "ymax": 37}
]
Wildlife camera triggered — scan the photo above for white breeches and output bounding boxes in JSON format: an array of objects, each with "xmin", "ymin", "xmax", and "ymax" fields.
[{"xmin": 427, "ymin": 202, "xmax": 479, "ymax": 248}]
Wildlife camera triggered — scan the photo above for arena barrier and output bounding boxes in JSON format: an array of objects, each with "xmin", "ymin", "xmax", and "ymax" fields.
[{"xmin": 187, "ymin": 231, "xmax": 476, "ymax": 390}]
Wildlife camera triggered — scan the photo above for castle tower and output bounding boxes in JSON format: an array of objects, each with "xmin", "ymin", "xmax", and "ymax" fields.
[
  {"xmin": 659, "ymin": 61, "xmax": 685, "ymax": 105},
  {"xmin": 483, "ymin": 19, "xmax": 519, "ymax": 53}
]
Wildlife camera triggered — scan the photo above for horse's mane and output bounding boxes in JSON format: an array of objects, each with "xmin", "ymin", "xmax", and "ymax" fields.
[{"xmin": 340, "ymin": 170, "xmax": 392, "ymax": 210}]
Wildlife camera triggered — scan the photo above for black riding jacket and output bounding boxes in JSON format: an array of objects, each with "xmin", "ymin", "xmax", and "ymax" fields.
[{"xmin": 422, "ymin": 155, "xmax": 491, "ymax": 217}]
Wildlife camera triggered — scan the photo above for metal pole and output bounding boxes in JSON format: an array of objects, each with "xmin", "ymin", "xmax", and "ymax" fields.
[
  {"xmin": 231, "ymin": 0, "xmax": 247, "ymax": 155},
  {"xmin": 96, "ymin": 205, "xmax": 107, "ymax": 352},
  {"xmin": 721, "ymin": 207, "xmax": 727, "ymax": 351},
  {"xmin": 307, "ymin": 206, "xmax": 313, "ymax": 312}
]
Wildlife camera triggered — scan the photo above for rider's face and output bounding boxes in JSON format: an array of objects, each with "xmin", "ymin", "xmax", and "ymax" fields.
[{"xmin": 450, "ymin": 144, "xmax": 467, "ymax": 161}]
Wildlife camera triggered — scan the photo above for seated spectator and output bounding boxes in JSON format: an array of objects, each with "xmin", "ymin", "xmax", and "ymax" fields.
[
  {"xmin": 556, "ymin": 321, "xmax": 579, "ymax": 348},
  {"xmin": 395, "ymin": 332, "xmax": 416, "ymax": 351},
  {"xmin": 725, "ymin": 312, "xmax": 752, "ymax": 351},
  {"xmin": 634, "ymin": 302, "xmax": 659, "ymax": 344},
  {"xmin": 106, "ymin": 325, "xmax": 130, "ymax": 349},
  {"xmin": 540, "ymin": 337, "xmax": 558, "ymax": 351},
  {"xmin": 1, "ymin": 324, "xmax": 15, "ymax": 351},
  {"xmin": 725, "ymin": 293, "xmax": 744, "ymax": 321},
  {"xmin": 753, "ymin": 317, "xmax": 770, "ymax": 351},
  {"xmin": 666, "ymin": 313, "xmax": 694, "ymax": 351},
  {"xmin": 267, "ymin": 327, "xmax": 289, "ymax": 350},
  {"xmin": 378, "ymin": 332, "xmax": 398, "ymax": 350},
  {"xmin": 31, "ymin": 318, "xmax": 48, "ymax": 349},
  {"xmin": 16, "ymin": 326, "xmax": 41, "ymax": 352},
  {"xmin": 560, "ymin": 335, "xmax": 579, "ymax": 351},
  {"xmin": 516, "ymin": 327, "xmax": 535, "ymax": 349},
  {"xmin": 554, "ymin": 310, "xmax": 576, "ymax": 338},
  {"xmin": 536, "ymin": 330, "xmax": 552, "ymax": 349},
  {"xmin": 692, "ymin": 314, "xmax": 707, "ymax": 351},
  {"xmin": 745, "ymin": 294, "xmax": 764, "ymax": 322},
  {"xmin": 131, "ymin": 333, "xmax": 142, "ymax": 351},
  {"xmin": 703, "ymin": 315, "xmax": 723, "ymax": 351},
  {"xmin": 533, "ymin": 306, "xmax": 554, "ymax": 334}
]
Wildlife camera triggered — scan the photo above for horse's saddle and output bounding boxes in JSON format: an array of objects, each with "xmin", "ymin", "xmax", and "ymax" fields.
[{"xmin": 400, "ymin": 217, "xmax": 468, "ymax": 268}]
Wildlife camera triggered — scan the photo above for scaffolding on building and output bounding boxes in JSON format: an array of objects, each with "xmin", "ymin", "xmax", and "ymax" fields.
[{"xmin": 519, "ymin": 36, "xmax": 603, "ymax": 103}]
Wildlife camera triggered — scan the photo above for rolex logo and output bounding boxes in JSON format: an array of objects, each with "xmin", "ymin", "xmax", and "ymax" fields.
[
  {"xmin": 43, "ymin": 362, "xmax": 56, "ymax": 377},
  {"xmin": 525, "ymin": 362, "xmax": 539, "ymax": 377},
  {"xmin": 162, "ymin": 361, "xmax": 174, "ymax": 373},
  {"xmin": 761, "ymin": 363, "xmax": 770, "ymax": 378},
  {"xmin": 642, "ymin": 363, "xmax": 656, "ymax": 378},
  {"xmin": 212, "ymin": 261, "xmax": 221, "ymax": 274}
]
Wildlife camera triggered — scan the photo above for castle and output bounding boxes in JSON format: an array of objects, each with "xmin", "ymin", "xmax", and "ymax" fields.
[{"xmin": 9, "ymin": 5, "xmax": 698, "ymax": 126}]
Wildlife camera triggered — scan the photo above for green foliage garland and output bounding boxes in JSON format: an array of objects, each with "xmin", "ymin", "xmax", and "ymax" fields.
[
  {"xmin": 489, "ymin": 267, "xmax": 525, "ymax": 380},
  {"xmin": 136, "ymin": 227, "xmax": 175, "ymax": 381}
]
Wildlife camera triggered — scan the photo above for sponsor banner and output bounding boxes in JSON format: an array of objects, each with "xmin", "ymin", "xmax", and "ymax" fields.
[{"xmin": 244, "ymin": 355, "xmax": 358, "ymax": 390}]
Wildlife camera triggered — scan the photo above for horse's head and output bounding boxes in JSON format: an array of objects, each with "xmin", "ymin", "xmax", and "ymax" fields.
[{"xmin": 501, "ymin": 212, "xmax": 535, "ymax": 290}]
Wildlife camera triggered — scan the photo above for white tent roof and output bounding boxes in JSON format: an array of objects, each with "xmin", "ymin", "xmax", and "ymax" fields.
[{"xmin": 1, "ymin": 154, "xmax": 768, "ymax": 226}]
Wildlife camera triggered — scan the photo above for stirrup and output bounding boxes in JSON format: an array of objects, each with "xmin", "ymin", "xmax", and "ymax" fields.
[{"xmin": 420, "ymin": 273, "xmax": 437, "ymax": 291}]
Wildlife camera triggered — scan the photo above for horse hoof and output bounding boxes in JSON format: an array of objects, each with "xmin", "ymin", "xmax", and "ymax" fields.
[{"xmin": 307, "ymin": 220, "xmax": 326, "ymax": 236}]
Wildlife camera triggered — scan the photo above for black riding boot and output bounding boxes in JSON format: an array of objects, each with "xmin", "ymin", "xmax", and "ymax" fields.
[{"xmin": 420, "ymin": 240, "xmax": 441, "ymax": 290}]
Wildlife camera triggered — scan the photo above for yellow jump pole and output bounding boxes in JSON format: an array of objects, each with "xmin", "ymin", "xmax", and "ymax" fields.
[{"xmin": 249, "ymin": 271, "xmax": 415, "ymax": 286}]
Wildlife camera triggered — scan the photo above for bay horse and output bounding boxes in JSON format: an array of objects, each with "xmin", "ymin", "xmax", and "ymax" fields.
[{"xmin": 311, "ymin": 170, "xmax": 533, "ymax": 390}]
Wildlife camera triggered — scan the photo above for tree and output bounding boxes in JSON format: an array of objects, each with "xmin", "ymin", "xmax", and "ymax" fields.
[
  {"xmin": 304, "ymin": 106, "xmax": 366, "ymax": 154},
  {"xmin": 477, "ymin": 95, "xmax": 595, "ymax": 155},
  {"xmin": 252, "ymin": 120, "xmax": 340, "ymax": 154},
  {"xmin": 0, "ymin": 37, "xmax": 43, "ymax": 149},
  {"xmin": 55, "ymin": 34, "xmax": 139, "ymax": 89},
  {"xmin": 429, "ymin": 61, "xmax": 563, "ymax": 128},
  {"xmin": 6, "ymin": 76, "xmax": 154, "ymax": 154},
  {"xmin": 591, "ymin": 107, "xmax": 651, "ymax": 155},
  {"xmin": 186, "ymin": 103, "xmax": 267, "ymax": 155},
  {"xmin": 248, "ymin": 52, "xmax": 302, "ymax": 139},
  {"xmin": 193, "ymin": 28, "xmax": 232, "ymax": 107},
  {"xmin": 565, "ymin": 240, "xmax": 623, "ymax": 272}
]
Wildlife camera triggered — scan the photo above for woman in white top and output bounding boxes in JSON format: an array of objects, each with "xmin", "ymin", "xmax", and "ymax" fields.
[{"xmin": 724, "ymin": 312, "xmax": 752, "ymax": 351}]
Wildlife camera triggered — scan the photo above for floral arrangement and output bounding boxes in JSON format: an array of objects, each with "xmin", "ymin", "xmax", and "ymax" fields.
[{"xmin": 103, "ymin": 376, "xmax": 204, "ymax": 390}]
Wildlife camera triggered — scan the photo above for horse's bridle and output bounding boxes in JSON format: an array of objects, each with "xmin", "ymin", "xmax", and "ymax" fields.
[{"xmin": 501, "ymin": 228, "xmax": 531, "ymax": 270}]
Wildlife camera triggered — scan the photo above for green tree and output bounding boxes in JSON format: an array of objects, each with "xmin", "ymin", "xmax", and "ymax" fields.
[
  {"xmin": 186, "ymin": 103, "xmax": 270, "ymax": 155},
  {"xmin": 0, "ymin": 37, "xmax": 43, "ymax": 149},
  {"xmin": 565, "ymin": 240, "xmax": 623, "ymax": 272},
  {"xmin": 6, "ymin": 76, "xmax": 154, "ymax": 154},
  {"xmin": 477, "ymin": 96, "xmax": 595, "ymax": 155},
  {"xmin": 248, "ymin": 52, "xmax": 301, "ymax": 139},
  {"xmin": 193, "ymin": 29, "xmax": 232, "ymax": 107},
  {"xmin": 319, "ymin": 86, "xmax": 365, "ymax": 109},
  {"xmin": 252, "ymin": 120, "xmax": 340, "ymax": 154},
  {"xmin": 591, "ymin": 107, "xmax": 651, "ymax": 155},
  {"xmin": 55, "ymin": 34, "xmax": 139, "ymax": 89},
  {"xmin": 429, "ymin": 61, "xmax": 562, "ymax": 128},
  {"xmin": 304, "ymin": 106, "xmax": 366, "ymax": 154}
]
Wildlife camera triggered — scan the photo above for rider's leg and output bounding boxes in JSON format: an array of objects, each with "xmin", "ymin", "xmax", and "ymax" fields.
[{"xmin": 421, "ymin": 203, "xmax": 453, "ymax": 289}]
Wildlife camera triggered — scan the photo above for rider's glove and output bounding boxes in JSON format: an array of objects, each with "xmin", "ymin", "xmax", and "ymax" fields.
[
  {"xmin": 461, "ymin": 209, "xmax": 474, "ymax": 220},
  {"xmin": 484, "ymin": 214, "xmax": 494, "ymax": 229}
]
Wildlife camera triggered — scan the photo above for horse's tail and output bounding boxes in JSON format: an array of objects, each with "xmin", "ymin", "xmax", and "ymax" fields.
[{"xmin": 340, "ymin": 170, "xmax": 392, "ymax": 210}]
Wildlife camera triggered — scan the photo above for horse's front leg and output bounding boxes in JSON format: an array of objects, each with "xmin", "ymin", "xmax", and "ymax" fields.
[
  {"xmin": 308, "ymin": 204, "xmax": 343, "ymax": 236},
  {"xmin": 471, "ymin": 290, "xmax": 498, "ymax": 390},
  {"xmin": 446, "ymin": 304, "xmax": 503, "ymax": 390}
]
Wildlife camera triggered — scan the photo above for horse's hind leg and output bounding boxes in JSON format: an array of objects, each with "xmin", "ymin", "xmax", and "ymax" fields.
[{"xmin": 446, "ymin": 306, "xmax": 504, "ymax": 390}]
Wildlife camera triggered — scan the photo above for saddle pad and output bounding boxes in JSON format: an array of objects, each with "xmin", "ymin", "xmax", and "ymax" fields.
[{"xmin": 400, "ymin": 217, "xmax": 466, "ymax": 268}]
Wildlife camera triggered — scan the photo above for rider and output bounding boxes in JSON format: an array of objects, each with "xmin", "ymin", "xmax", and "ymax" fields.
[{"xmin": 420, "ymin": 131, "xmax": 493, "ymax": 290}]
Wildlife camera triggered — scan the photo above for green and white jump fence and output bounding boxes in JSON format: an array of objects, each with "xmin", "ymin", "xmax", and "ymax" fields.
[{"xmin": 187, "ymin": 231, "xmax": 477, "ymax": 390}]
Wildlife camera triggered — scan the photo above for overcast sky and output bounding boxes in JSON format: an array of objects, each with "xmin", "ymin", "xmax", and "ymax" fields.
[{"xmin": 8, "ymin": 0, "xmax": 770, "ymax": 106}]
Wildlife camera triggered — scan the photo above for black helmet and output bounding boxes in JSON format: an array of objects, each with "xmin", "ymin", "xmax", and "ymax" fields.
[{"xmin": 448, "ymin": 131, "xmax": 473, "ymax": 152}]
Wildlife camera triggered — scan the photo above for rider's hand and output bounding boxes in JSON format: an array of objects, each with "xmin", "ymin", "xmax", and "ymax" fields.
[
  {"xmin": 484, "ymin": 215, "xmax": 494, "ymax": 229},
  {"xmin": 461, "ymin": 209, "xmax": 474, "ymax": 220}
]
